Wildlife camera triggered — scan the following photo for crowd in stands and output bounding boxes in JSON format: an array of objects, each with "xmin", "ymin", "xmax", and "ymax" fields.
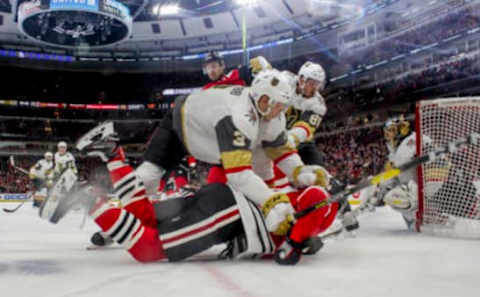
[
  {"xmin": 347, "ymin": 5, "xmax": 480, "ymax": 69},
  {"xmin": 0, "ymin": 157, "xmax": 34, "ymax": 193},
  {"xmin": 317, "ymin": 127, "xmax": 388, "ymax": 185},
  {"xmin": 326, "ymin": 52, "xmax": 480, "ymax": 119}
]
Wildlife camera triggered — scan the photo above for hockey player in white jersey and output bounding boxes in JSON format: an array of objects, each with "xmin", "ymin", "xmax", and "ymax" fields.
[
  {"xmin": 50, "ymin": 141, "xmax": 78, "ymax": 181},
  {"xmin": 283, "ymin": 62, "xmax": 327, "ymax": 150},
  {"xmin": 39, "ymin": 142, "xmax": 79, "ymax": 223},
  {"xmin": 29, "ymin": 151, "xmax": 54, "ymax": 207},
  {"xmin": 268, "ymin": 62, "xmax": 358, "ymax": 231},
  {"xmin": 377, "ymin": 117, "xmax": 432, "ymax": 230},
  {"xmin": 270, "ymin": 62, "xmax": 328, "ymax": 189}
]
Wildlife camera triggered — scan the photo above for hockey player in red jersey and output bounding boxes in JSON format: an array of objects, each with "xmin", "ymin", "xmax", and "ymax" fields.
[
  {"xmin": 201, "ymin": 50, "xmax": 272, "ymax": 90},
  {"xmin": 50, "ymin": 143, "xmax": 338, "ymax": 265},
  {"xmin": 202, "ymin": 51, "xmax": 247, "ymax": 90},
  {"xmin": 203, "ymin": 51, "xmax": 246, "ymax": 184}
]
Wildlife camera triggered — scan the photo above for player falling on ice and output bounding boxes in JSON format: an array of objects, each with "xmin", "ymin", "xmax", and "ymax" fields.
[{"xmin": 44, "ymin": 141, "xmax": 338, "ymax": 265}]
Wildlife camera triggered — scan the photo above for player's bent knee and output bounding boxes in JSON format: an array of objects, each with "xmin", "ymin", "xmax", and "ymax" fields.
[{"xmin": 128, "ymin": 227, "xmax": 166, "ymax": 263}]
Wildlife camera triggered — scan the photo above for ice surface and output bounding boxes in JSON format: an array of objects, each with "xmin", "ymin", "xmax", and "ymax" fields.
[{"xmin": 1, "ymin": 204, "xmax": 479, "ymax": 297}]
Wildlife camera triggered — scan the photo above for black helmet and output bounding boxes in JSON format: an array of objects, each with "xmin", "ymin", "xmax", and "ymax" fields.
[{"xmin": 203, "ymin": 51, "xmax": 224, "ymax": 65}]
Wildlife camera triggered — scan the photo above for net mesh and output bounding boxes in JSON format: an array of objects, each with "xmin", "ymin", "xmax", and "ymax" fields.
[{"xmin": 417, "ymin": 98, "xmax": 480, "ymax": 239}]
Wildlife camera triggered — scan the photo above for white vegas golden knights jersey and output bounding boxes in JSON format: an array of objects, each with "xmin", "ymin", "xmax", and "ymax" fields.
[
  {"xmin": 175, "ymin": 85, "xmax": 301, "ymax": 205},
  {"xmin": 53, "ymin": 152, "xmax": 77, "ymax": 176},
  {"xmin": 280, "ymin": 71, "xmax": 326, "ymax": 146},
  {"xmin": 180, "ymin": 85, "xmax": 287, "ymax": 164},
  {"xmin": 30, "ymin": 159, "xmax": 54, "ymax": 180},
  {"xmin": 389, "ymin": 132, "xmax": 433, "ymax": 184}
]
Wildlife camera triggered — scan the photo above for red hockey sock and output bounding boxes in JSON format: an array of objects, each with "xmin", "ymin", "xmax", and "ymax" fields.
[{"xmin": 105, "ymin": 147, "xmax": 157, "ymax": 228}]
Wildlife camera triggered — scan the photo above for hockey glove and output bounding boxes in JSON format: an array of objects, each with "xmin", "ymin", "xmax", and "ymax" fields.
[
  {"xmin": 261, "ymin": 193, "xmax": 295, "ymax": 236},
  {"xmin": 287, "ymin": 133, "xmax": 300, "ymax": 148},
  {"xmin": 292, "ymin": 165, "xmax": 330, "ymax": 189},
  {"xmin": 250, "ymin": 56, "xmax": 272, "ymax": 75},
  {"xmin": 46, "ymin": 178, "xmax": 54, "ymax": 188}
]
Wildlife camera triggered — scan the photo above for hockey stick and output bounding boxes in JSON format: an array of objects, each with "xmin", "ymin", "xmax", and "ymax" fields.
[
  {"xmin": 294, "ymin": 132, "xmax": 480, "ymax": 220},
  {"xmin": 2, "ymin": 192, "xmax": 33, "ymax": 213},
  {"xmin": 9, "ymin": 155, "xmax": 29, "ymax": 175}
]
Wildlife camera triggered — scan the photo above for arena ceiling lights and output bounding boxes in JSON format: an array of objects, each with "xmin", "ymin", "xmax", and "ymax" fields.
[
  {"xmin": 308, "ymin": 0, "xmax": 365, "ymax": 18},
  {"xmin": 18, "ymin": 0, "xmax": 133, "ymax": 49},
  {"xmin": 152, "ymin": 3, "xmax": 180, "ymax": 16},
  {"xmin": 234, "ymin": 0, "xmax": 261, "ymax": 8}
]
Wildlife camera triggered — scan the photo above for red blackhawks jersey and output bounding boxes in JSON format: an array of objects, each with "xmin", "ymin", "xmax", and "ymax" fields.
[
  {"xmin": 202, "ymin": 69, "xmax": 247, "ymax": 90},
  {"xmin": 157, "ymin": 168, "xmax": 188, "ymax": 198}
]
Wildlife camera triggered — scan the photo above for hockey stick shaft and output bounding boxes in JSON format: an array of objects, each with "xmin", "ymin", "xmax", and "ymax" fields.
[
  {"xmin": 2, "ymin": 192, "xmax": 33, "ymax": 213},
  {"xmin": 294, "ymin": 132, "xmax": 480, "ymax": 219},
  {"xmin": 9, "ymin": 156, "xmax": 29, "ymax": 175},
  {"xmin": 3, "ymin": 200, "xmax": 27, "ymax": 213}
]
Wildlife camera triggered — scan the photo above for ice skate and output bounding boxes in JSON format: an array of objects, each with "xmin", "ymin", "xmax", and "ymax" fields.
[
  {"xmin": 90, "ymin": 231, "xmax": 114, "ymax": 248},
  {"xmin": 75, "ymin": 121, "xmax": 119, "ymax": 162}
]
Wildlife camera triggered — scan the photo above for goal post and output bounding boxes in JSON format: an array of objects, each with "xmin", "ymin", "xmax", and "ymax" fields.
[{"xmin": 416, "ymin": 97, "xmax": 480, "ymax": 239}]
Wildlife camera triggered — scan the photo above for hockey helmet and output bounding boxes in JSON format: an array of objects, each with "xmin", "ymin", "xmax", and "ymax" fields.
[
  {"xmin": 57, "ymin": 141, "xmax": 67, "ymax": 153},
  {"xmin": 298, "ymin": 62, "xmax": 327, "ymax": 91},
  {"xmin": 44, "ymin": 152, "xmax": 53, "ymax": 160},
  {"xmin": 249, "ymin": 69, "xmax": 293, "ymax": 116},
  {"xmin": 398, "ymin": 115, "xmax": 411, "ymax": 136},
  {"xmin": 203, "ymin": 51, "xmax": 225, "ymax": 77},
  {"xmin": 203, "ymin": 51, "xmax": 224, "ymax": 66},
  {"xmin": 384, "ymin": 115, "xmax": 411, "ymax": 141}
]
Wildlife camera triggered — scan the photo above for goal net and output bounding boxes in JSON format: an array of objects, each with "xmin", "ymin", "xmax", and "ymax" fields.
[{"xmin": 416, "ymin": 97, "xmax": 480, "ymax": 239}]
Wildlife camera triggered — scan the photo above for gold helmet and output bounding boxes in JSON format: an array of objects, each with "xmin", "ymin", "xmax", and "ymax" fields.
[
  {"xmin": 384, "ymin": 115, "xmax": 411, "ymax": 142},
  {"xmin": 398, "ymin": 115, "xmax": 411, "ymax": 136}
]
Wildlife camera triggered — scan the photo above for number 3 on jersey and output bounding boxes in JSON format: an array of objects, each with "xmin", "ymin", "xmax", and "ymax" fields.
[
  {"xmin": 233, "ymin": 130, "xmax": 247, "ymax": 147},
  {"xmin": 309, "ymin": 114, "xmax": 322, "ymax": 128}
]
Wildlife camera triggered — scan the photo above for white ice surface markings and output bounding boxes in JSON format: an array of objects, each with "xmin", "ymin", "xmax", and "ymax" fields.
[{"xmin": 1, "ymin": 204, "xmax": 480, "ymax": 297}]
